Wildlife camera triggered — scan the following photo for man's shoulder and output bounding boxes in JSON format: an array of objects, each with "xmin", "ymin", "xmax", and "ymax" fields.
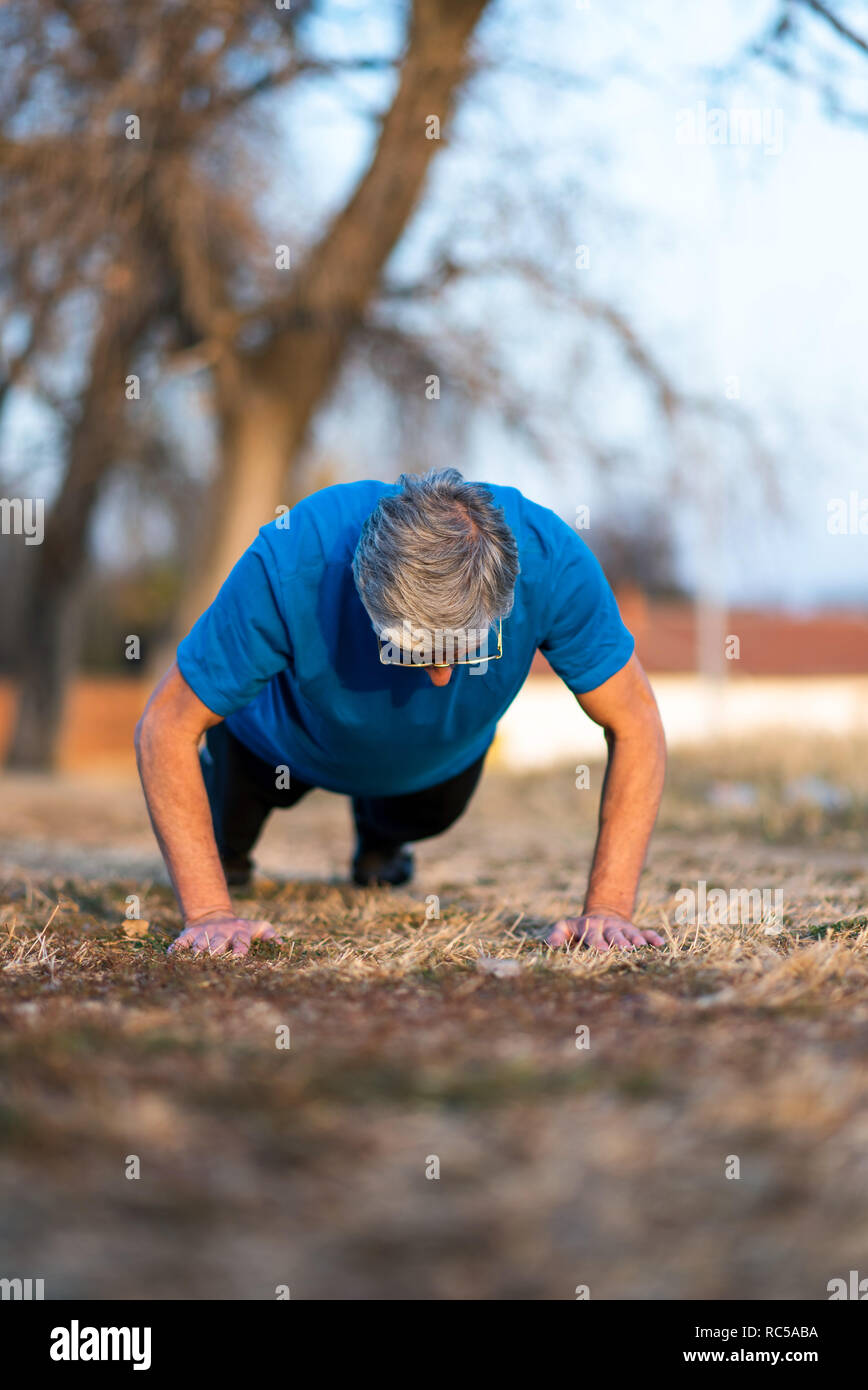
[
  {"xmin": 288, "ymin": 478, "xmax": 394, "ymax": 534},
  {"xmin": 257, "ymin": 479, "xmax": 395, "ymax": 571},
  {"xmin": 484, "ymin": 482, "xmax": 573, "ymax": 557}
]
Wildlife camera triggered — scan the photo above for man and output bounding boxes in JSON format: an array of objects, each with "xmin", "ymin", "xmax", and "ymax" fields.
[{"xmin": 136, "ymin": 468, "xmax": 666, "ymax": 957}]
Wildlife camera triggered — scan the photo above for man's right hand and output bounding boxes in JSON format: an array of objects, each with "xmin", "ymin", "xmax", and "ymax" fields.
[
  {"xmin": 169, "ymin": 913, "xmax": 284, "ymax": 957},
  {"xmin": 547, "ymin": 911, "xmax": 664, "ymax": 952}
]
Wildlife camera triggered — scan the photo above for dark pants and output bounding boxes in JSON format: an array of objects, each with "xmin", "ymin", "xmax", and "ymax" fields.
[{"xmin": 200, "ymin": 722, "xmax": 486, "ymax": 881}]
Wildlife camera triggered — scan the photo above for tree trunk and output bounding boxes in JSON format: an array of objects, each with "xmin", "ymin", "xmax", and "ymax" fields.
[
  {"xmin": 4, "ymin": 295, "xmax": 153, "ymax": 770},
  {"xmin": 3, "ymin": 531, "xmax": 88, "ymax": 771},
  {"xmin": 184, "ymin": 0, "xmax": 490, "ymax": 624},
  {"xmin": 175, "ymin": 365, "xmax": 299, "ymax": 636}
]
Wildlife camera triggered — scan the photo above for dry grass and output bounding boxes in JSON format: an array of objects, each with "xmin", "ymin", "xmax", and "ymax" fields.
[{"xmin": 1, "ymin": 733, "xmax": 867, "ymax": 1300}]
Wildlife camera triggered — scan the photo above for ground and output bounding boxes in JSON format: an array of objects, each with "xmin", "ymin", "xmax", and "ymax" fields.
[{"xmin": 1, "ymin": 734, "xmax": 867, "ymax": 1300}]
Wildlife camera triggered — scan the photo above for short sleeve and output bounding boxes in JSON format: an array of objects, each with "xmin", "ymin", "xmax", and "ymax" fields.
[
  {"xmin": 176, "ymin": 534, "xmax": 291, "ymax": 717},
  {"xmin": 538, "ymin": 514, "xmax": 634, "ymax": 694}
]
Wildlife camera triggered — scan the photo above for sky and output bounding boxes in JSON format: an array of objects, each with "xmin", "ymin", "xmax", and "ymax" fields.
[
  {"xmin": 289, "ymin": 0, "xmax": 868, "ymax": 608},
  {"xmin": 572, "ymin": 0, "xmax": 868, "ymax": 608}
]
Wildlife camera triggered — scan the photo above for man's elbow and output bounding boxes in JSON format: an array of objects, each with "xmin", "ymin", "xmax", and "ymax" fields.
[
  {"xmin": 606, "ymin": 705, "xmax": 667, "ymax": 758},
  {"xmin": 134, "ymin": 707, "xmax": 153, "ymax": 764},
  {"xmin": 640, "ymin": 702, "xmax": 667, "ymax": 753},
  {"xmin": 134, "ymin": 699, "xmax": 166, "ymax": 763}
]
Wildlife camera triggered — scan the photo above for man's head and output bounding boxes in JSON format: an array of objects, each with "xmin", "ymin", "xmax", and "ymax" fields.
[{"xmin": 353, "ymin": 469, "xmax": 519, "ymax": 685}]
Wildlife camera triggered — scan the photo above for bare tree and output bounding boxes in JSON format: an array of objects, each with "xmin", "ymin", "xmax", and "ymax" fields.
[{"xmin": 0, "ymin": 0, "xmax": 490, "ymax": 766}]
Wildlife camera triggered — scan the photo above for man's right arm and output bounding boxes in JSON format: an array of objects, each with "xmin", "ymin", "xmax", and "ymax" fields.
[{"xmin": 135, "ymin": 663, "xmax": 281, "ymax": 956}]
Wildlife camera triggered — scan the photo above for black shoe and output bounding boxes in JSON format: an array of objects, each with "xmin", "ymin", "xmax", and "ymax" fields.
[
  {"xmin": 221, "ymin": 857, "xmax": 253, "ymax": 890},
  {"xmin": 352, "ymin": 841, "xmax": 414, "ymax": 887}
]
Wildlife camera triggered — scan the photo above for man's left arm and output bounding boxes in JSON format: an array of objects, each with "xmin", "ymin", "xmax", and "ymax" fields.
[{"xmin": 548, "ymin": 653, "xmax": 667, "ymax": 952}]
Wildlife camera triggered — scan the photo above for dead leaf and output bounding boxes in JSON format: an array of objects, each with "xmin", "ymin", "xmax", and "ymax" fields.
[
  {"xmin": 476, "ymin": 955, "xmax": 521, "ymax": 979},
  {"xmin": 122, "ymin": 920, "xmax": 150, "ymax": 939}
]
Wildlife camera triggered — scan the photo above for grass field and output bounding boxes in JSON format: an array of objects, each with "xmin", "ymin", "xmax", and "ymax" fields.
[{"xmin": 1, "ymin": 733, "xmax": 867, "ymax": 1300}]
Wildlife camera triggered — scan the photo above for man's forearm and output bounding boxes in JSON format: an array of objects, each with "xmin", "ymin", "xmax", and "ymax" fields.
[
  {"xmin": 135, "ymin": 717, "xmax": 233, "ymax": 923},
  {"xmin": 583, "ymin": 720, "xmax": 666, "ymax": 918}
]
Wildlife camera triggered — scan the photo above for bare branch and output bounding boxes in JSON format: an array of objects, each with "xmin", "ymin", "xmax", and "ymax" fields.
[{"xmin": 797, "ymin": 0, "xmax": 868, "ymax": 56}]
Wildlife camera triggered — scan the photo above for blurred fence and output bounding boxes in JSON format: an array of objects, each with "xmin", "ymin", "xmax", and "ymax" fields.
[{"xmin": 3, "ymin": 669, "xmax": 868, "ymax": 775}]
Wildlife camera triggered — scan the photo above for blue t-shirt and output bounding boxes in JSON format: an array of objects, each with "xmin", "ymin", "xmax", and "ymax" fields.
[{"xmin": 177, "ymin": 480, "xmax": 634, "ymax": 797}]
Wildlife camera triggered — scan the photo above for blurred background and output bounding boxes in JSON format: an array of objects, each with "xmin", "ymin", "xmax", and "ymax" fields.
[
  {"xmin": 0, "ymin": 0, "xmax": 866, "ymax": 773},
  {"xmin": 3, "ymin": 0, "xmax": 868, "ymax": 1304}
]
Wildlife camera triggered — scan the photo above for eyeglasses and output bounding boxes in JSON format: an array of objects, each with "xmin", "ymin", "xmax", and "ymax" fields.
[{"xmin": 377, "ymin": 619, "xmax": 503, "ymax": 668}]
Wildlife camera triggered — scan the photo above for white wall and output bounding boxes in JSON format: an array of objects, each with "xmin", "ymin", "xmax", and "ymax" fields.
[{"xmin": 493, "ymin": 675, "xmax": 868, "ymax": 769}]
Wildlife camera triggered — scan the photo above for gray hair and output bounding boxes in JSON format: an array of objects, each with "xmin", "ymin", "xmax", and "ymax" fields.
[{"xmin": 353, "ymin": 468, "xmax": 519, "ymax": 643}]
